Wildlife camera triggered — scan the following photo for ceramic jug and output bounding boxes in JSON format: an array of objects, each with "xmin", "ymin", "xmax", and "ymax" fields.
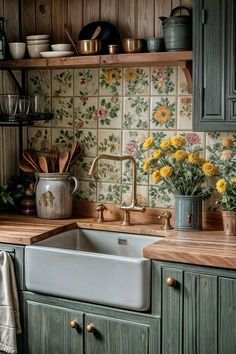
[{"xmin": 35, "ymin": 173, "xmax": 79, "ymax": 219}]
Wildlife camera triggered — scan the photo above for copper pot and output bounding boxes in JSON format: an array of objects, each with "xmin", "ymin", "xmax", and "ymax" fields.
[
  {"xmin": 122, "ymin": 38, "xmax": 143, "ymax": 53},
  {"xmin": 77, "ymin": 39, "xmax": 101, "ymax": 55}
]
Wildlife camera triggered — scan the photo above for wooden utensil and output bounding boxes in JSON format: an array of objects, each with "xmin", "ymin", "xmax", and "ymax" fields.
[
  {"xmin": 64, "ymin": 24, "xmax": 79, "ymax": 55},
  {"xmin": 65, "ymin": 141, "xmax": 78, "ymax": 172},
  {"xmin": 23, "ymin": 150, "xmax": 41, "ymax": 172},
  {"xmin": 18, "ymin": 160, "xmax": 36, "ymax": 173},
  {"xmin": 68, "ymin": 144, "xmax": 82, "ymax": 169},
  {"xmin": 38, "ymin": 155, "xmax": 49, "ymax": 173},
  {"xmin": 49, "ymin": 145, "xmax": 59, "ymax": 173},
  {"xmin": 59, "ymin": 151, "xmax": 70, "ymax": 173},
  {"xmin": 91, "ymin": 26, "xmax": 101, "ymax": 40}
]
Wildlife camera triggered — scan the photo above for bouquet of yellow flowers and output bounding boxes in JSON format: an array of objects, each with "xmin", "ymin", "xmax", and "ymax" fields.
[
  {"xmin": 143, "ymin": 134, "xmax": 217, "ymax": 197},
  {"xmin": 207, "ymin": 137, "xmax": 236, "ymax": 211}
]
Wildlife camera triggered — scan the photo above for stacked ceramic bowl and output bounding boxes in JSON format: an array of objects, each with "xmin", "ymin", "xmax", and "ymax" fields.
[{"xmin": 26, "ymin": 34, "xmax": 50, "ymax": 58}]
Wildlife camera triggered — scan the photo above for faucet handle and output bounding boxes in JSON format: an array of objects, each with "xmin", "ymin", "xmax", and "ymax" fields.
[
  {"xmin": 157, "ymin": 211, "xmax": 173, "ymax": 230},
  {"xmin": 96, "ymin": 203, "xmax": 108, "ymax": 223}
]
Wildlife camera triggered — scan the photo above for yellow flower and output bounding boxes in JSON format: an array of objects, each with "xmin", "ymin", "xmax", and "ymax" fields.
[
  {"xmin": 188, "ymin": 153, "xmax": 199, "ymax": 164},
  {"xmin": 104, "ymin": 69, "xmax": 121, "ymax": 84},
  {"xmin": 216, "ymin": 178, "xmax": 227, "ymax": 193},
  {"xmin": 143, "ymin": 136, "xmax": 153, "ymax": 149},
  {"xmin": 125, "ymin": 68, "xmax": 137, "ymax": 81},
  {"xmin": 152, "ymin": 170, "xmax": 161, "ymax": 182},
  {"xmin": 160, "ymin": 165, "xmax": 173, "ymax": 177},
  {"xmin": 143, "ymin": 157, "xmax": 151, "ymax": 172},
  {"xmin": 231, "ymin": 177, "xmax": 236, "ymax": 183},
  {"xmin": 202, "ymin": 162, "xmax": 216, "ymax": 177},
  {"xmin": 174, "ymin": 150, "xmax": 187, "ymax": 161},
  {"xmin": 171, "ymin": 135, "xmax": 186, "ymax": 148},
  {"xmin": 160, "ymin": 138, "xmax": 171, "ymax": 150},
  {"xmin": 222, "ymin": 138, "xmax": 233, "ymax": 147},
  {"xmin": 153, "ymin": 149, "xmax": 161, "ymax": 159},
  {"xmin": 153, "ymin": 105, "xmax": 171, "ymax": 124}
]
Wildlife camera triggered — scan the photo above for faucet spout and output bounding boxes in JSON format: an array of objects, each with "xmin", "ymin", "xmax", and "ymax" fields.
[{"xmin": 88, "ymin": 154, "xmax": 145, "ymax": 225}]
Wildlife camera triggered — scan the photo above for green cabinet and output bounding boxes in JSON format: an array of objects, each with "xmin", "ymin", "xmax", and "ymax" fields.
[
  {"xmin": 22, "ymin": 292, "xmax": 160, "ymax": 354},
  {"xmin": 193, "ymin": 0, "xmax": 236, "ymax": 131},
  {"xmin": 153, "ymin": 261, "xmax": 236, "ymax": 354}
]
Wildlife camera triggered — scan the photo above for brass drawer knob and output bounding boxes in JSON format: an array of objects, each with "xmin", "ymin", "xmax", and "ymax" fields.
[
  {"xmin": 70, "ymin": 320, "xmax": 78, "ymax": 329},
  {"xmin": 166, "ymin": 276, "xmax": 177, "ymax": 287},
  {"xmin": 86, "ymin": 323, "xmax": 95, "ymax": 333}
]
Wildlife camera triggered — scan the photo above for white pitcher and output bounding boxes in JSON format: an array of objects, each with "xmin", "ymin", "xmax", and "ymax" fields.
[{"xmin": 35, "ymin": 173, "xmax": 79, "ymax": 219}]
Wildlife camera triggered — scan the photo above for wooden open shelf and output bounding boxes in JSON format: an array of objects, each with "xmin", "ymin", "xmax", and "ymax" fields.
[{"xmin": 0, "ymin": 51, "xmax": 192, "ymax": 93}]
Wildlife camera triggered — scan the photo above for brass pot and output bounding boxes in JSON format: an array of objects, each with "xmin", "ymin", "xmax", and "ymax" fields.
[
  {"xmin": 77, "ymin": 39, "xmax": 101, "ymax": 55},
  {"xmin": 122, "ymin": 38, "xmax": 143, "ymax": 53}
]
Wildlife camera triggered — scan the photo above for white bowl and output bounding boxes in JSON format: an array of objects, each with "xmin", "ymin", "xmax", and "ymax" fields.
[
  {"xmin": 27, "ymin": 39, "xmax": 50, "ymax": 45},
  {"xmin": 27, "ymin": 44, "xmax": 50, "ymax": 58},
  {"xmin": 26, "ymin": 34, "xmax": 50, "ymax": 40},
  {"xmin": 51, "ymin": 43, "xmax": 72, "ymax": 51},
  {"xmin": 9, "ymin": 42, "xmax": 26, "ymax": 59}
]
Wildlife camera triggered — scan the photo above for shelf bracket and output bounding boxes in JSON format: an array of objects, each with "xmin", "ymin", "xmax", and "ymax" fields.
[
  {"xmin": 7, "ymin": 69, "xmax": 24, "ymax": 95},
  {"xmin": 179, "ymin": 60, "xmax": 192, "ymax": 94}
]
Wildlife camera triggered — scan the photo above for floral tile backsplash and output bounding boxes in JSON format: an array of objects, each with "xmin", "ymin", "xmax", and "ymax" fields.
[{"xmin": 26, "ymin": 66, "xmax": 230, "ymax": 210}]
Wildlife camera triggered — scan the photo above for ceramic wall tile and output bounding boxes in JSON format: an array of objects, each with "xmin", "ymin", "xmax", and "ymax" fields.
[
  {"xmin": 74, "ymin": 96, "xmax": 98, "ymax": 129},
  {"xmin": 97, "ymin": 182, "xmax": 121, "ymax": 204},
  {"xmin": 74, "ymin": 129, "xmax": 97, "ymax": 157},
  {"xmin": 98, "ymin": 129, "xmax": 121, "ymax": 155},
  {"xmin": 177, "ymin": 96, "xmax": 192, "ymax": 130},
  {"xmin": 123, "ymin": 96, "xmax": 149, "ymax": 129},
  {"xmin": 123, "ymin": 67, "xmax": 150, "ymax": 96},
  {"xmin": 75, "ymin": 156, "xmax": 95, "ymax": 181},
  {"xmin": 97, "ymin": 160, "xmax": 121, "ymax": 183},
  {"xmin": 74, "ymin": 68, "xmax": 99, "ymax": 96},
  {"xmin": 97, "ymin": 96, "xmax": 122, "ymax": 128},
  {"xmin": 27, "ymin": 127, "xmax": 51, "ymax": 152},
  {"xmin": 150, "ymin": 96, "xmax": 176, "ymax": 130},
  {"xmin": 122, "ymin": 184, "xmax": 149, "ymax": 207},
  {"xmin": 51, "ymin": 128, "xmax": 74, "ymax": 151},
  {"xmin": 99, "ymin": 68, "xmax": 122, "ymax": 96},
  {"xmin": 52, "ymin": 69, "xmax": 73, "ymax": 96},
  {"xmin": 75, "ymin": 181, "xmax": 97, "ymax": 201},
  {"xmin": 52, "ymin": 97, "xmax": 73, "ymax": 127},
  {"xmin": 27, "ymin": 70, "xmax": 51, "ymax": 95},
  {"xmin": 177, "ymin": 66, "xmax": 191, "ymax": 95},
  {"xmin": 149, "ymin": 185, "xmax": 174, "ymax": 208},
  {"xmin": 151, "ymin": 66, "xmax": 177, "ymax": 95}
]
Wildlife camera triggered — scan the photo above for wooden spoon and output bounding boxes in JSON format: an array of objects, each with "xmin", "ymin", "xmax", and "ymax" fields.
[
  {"xmin": 18, "ymin": 160, "xmax": 36, "ymax": 173},
  {"xmin": 64, "ymin": 24, "xmax": 79, "ymax": 55},
  {"xmin": 65, "ymin": 141, "xmax": 78, "ymax": 172},
  {"xmin": 91, "ymin": 26, "xmax": 101, "ymax": 40},
  {"xmin": 59, "ymin": 151, "xmax": 70, "ymax": 173},
  {"xmin": 38, "ymin": 155, "xmax": 49, "ymax": 173},
  {"xmin": 23, "ymin": 150, "xmax": 41, "ymax": 172},
  {"xmin": 68, "ymin": 144, "xmax": 82, "ymax": 169},
  {"xmin": 49, "ymin": 145, "xmax": 59, "ymax": 173}
]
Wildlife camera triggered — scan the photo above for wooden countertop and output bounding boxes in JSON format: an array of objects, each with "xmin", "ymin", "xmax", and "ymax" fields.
[{"xmin": 0, "ymin": 213, "xmax": 236, "ymax": 270}]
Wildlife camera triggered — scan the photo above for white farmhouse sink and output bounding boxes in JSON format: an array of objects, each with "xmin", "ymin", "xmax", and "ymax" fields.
[{"xmin": 25, "ymin": 228, "xmax": 162, "ymax": 311}]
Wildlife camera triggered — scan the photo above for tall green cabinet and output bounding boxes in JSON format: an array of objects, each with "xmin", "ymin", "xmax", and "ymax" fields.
[{"xmin": 193, "ymin": 0, "xmax": 236, "ymax": 131}]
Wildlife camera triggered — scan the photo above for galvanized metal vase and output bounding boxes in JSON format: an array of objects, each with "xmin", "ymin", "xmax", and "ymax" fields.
[
  {"xmin": 35, "ymin": 173, "xmax": 79, "ymax": 219},
  {"xmin": 221, "ymin": 211, "xmax": 236, "ymax": 236},
  {"xmin": 174, "ymin": 195, "xmax": 202, "ymax": 231}
]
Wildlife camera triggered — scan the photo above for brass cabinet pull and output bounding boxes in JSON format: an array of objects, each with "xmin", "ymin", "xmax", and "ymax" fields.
[
  {"xmin": 166, "ymin": 277, "xmax": 177, "ymax": 287},
  {"xmin": 70, "ymin": 320, "xmax": 78, "ymax": 329},
  {"xmin": 86, "ymin": 323, "xmax": 95, "ymax": 333}
]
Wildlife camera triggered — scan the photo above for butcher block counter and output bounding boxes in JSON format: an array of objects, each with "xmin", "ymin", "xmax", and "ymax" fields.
[{"xmin": 0, "ymin": 213, "xmax": 236, "ymax": 270}]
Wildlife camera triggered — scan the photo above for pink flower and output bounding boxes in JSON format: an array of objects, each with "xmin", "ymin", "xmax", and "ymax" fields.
[
  {"xmin": 125, "ymin": 142, "xmax": 139, "ymax": 156},
  {"xmin": 152, "ymin": 68, "xmax": 164, "ymax": 80},
  {"xmin": 186, "ymin": 132, "xmax": 201, "ymax": 145},
  {"xmin": 95, "ymin": 107, "xmax": 107, "ymax": 119},
  {"xmin": 220, "ymin": 150, "xmax": 232, "ymax": 160}
]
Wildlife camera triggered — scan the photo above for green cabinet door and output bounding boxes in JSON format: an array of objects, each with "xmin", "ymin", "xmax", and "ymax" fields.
[
  {"xmin": 25, "ymin": 300, "xmax": 83, "ymax": 354},
  {"xmin": 193, "ymin": 0, "xmax": 236, "ymax": 131},
  {"xmin": 84, "ymin": 313, "xmax": 149, "ymax": 354}
]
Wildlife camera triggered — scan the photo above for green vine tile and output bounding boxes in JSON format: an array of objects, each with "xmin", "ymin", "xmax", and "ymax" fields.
[
  {"xmin": 123, "ymin": 67, "xmax": 150, "ymax": 96},
  {"xmin": 99, "ymin": 68, "xmax": 122, "ymax": 96},
  {"xmin": 74, "ymin": 129, "xmax": 97, "ymax": 157},
  {"xmin": 150, "ymin": 96, "xmax": 176, "ymax": 129},
  {"xmin": 52, "ymin": 97, "xmax": 73, "ymax": 127},
  {"xmin": 52, "ymin": 69, "xmax": 73, "ymax": 96},
  {"xmin": 98, "ymin": 130, "xmax": 121, "ymax": 155},
  {"xmin": 27, "ymin": 70, "xmax": 51, "ymax": 95},
  {"xmin": 97, "ymin": 182, "xmax": 121, "ymax": 204},
  {"xmin": 74, "ymin": 181, "xmax": 97, "ymax": 202},
  {"xmin": 74, "ymin": 68, "xmax": 99, "ymax": 96},
  {"xmin": 74, "ymin": 96, "xmax": 98, "ymax": 129},
  {"xmin": 97, "ymin": 96, "xmax": 122, "ymax": 128},
  {"xmin": 75, "ymin": 157, "xmax": 96, "ymax": 181},
  {"xmin": 52, "ymin": 128, "xmax": 74, "ymax": 151},
  {"xmin": 97, "ymin": 160, "xmax": 121, "ymax": 183},
  {"xmin": 123, "ymin": 96, "xmax": 149, "ymax": 129},
  {"xmin": 149, "ymin": 185, "xmax": 173, "ymax": 208},
  {"xmin": 151, "ymin": 66, "xmax": 176, "ymax": 95}
]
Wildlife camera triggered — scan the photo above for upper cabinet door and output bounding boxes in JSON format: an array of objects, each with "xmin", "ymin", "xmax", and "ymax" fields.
[{"xmin": 193, "ymin": 0, "xmax": 236, "ymax": 131}]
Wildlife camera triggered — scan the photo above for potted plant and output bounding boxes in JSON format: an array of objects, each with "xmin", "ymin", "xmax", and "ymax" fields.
[
  {"xmin": 207, "ymin": 137, "xmax": 236, "ymax": 235},
  {"xmin": 143, "ymin": 134, "xmax": 217, "ymax": 230}
]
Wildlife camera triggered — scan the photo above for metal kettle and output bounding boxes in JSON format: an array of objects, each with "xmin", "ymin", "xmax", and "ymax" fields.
[{"xmin": 159, "ymin": 6, "xmax": 192, "ymax": 26}]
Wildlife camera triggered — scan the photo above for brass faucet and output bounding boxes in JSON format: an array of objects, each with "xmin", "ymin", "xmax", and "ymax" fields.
[{"xmin": 88, "ymin": 154, "xmax": 145, "ymax": 225}]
